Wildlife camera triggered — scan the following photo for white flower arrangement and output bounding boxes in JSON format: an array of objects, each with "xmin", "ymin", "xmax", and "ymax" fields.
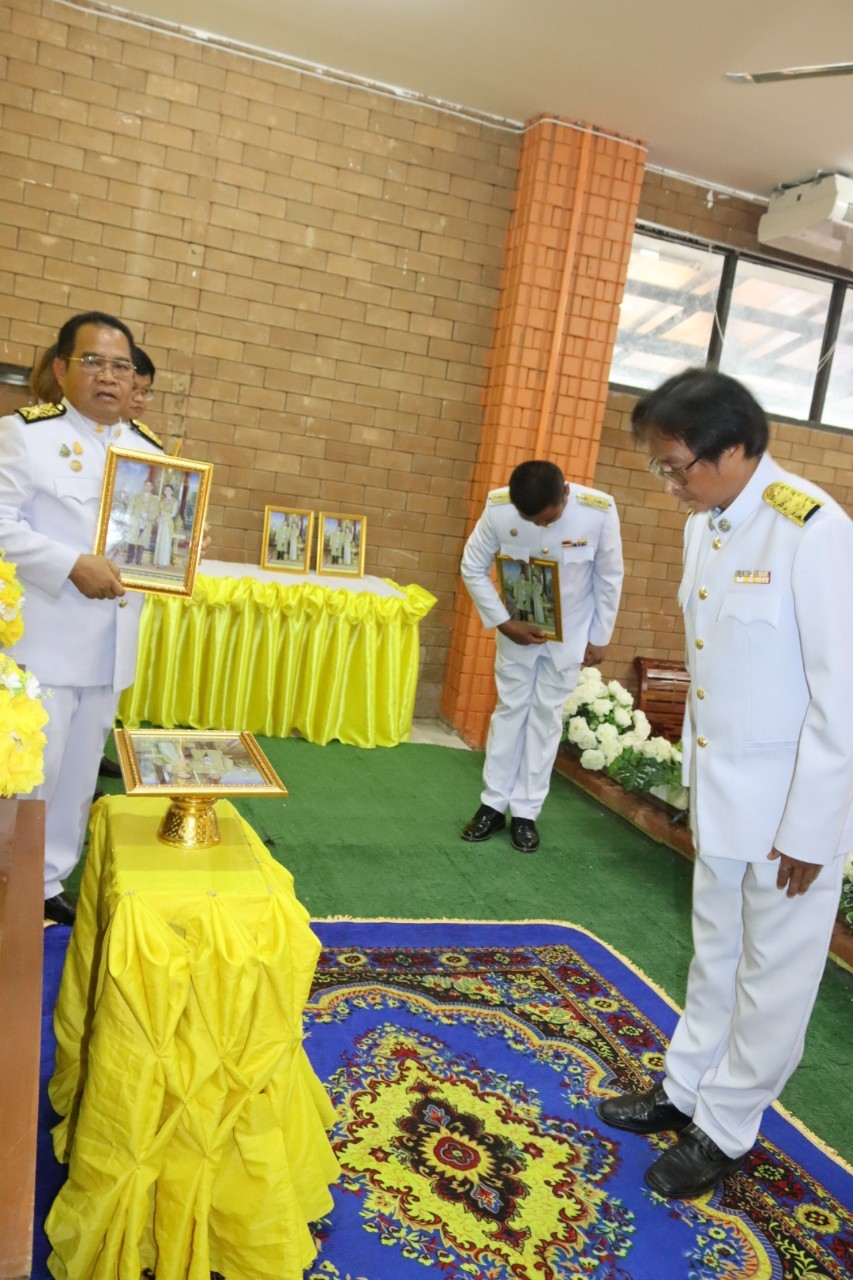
[
  {"xmin": 563, "ymin": 668, "xmax": 651, "ymax": 771},
  {"xmin": 562, "ymin": 666, "xmax": 686, "ymax": 809}
]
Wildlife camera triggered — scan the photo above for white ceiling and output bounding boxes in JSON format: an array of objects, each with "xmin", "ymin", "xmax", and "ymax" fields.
[{"xmin": 106, "ymin": 0, "xmax": 853, "ymax": 199}]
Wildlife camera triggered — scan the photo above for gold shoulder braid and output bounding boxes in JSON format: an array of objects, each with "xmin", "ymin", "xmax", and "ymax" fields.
[
  {"xmin": 488, "ymin": 489, "xmax": 511, "ymax": 506},
  {"xmin": 17, "ymin": 403, "xmax": 66, "ymax": 422},
  {"xmin": 576, "ymin": 491, "xmax": 611, "ymax": 511},
  {"xmin": 130, "ymin": 420, "xmax": 165, "ymax": 451},
  {"xmin": 762, "ymin": 482, "xmax": 823, "ymax": 527}
]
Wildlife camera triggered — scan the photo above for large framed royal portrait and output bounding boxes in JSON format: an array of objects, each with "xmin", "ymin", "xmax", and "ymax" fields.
[
  {"xmin": 94, "ymin": 446, "xmax": 212, "ymax": 597},
  {"xmin": 114, "ymin": 729, "xmax": 286, "ymax": 796},
  {"xmin": 316, "ymin": 512, "xmax": 366, "ymax": 577},
  {"xmin": 261, "ymin": 506, "xmax": 314, "ymax": 574},
  {"xmin": 495, "ymin": 555, "xmax": 563, "ymax": 642}
]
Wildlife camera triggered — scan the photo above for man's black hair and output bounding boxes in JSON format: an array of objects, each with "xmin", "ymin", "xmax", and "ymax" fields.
[
  {"xmin": 508, "ymin": 460, "xmax": 566, "ymax": 518},
  {"xmin": 631, "ymin": 368, "xmax": 768, "ymax": 461},
  {"xmin": 133, "ymin": 346, "xmax": 156, "ymax": 381},
  {"xmin": 55, "ymin": 311, "xmax": 135, "ymax": 360}
]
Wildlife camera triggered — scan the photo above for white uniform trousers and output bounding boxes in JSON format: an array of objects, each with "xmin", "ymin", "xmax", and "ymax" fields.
[
  {"xmin": 33, "ymin": 685, "xmax": 121, "ymax": 898},
  {"xmin": 481, "ymin": 647, "xmax": 579, "ymax": 820},
  {"xmin": 662, "ymin": 851, "xmax": 844, "ymax": 1158}
]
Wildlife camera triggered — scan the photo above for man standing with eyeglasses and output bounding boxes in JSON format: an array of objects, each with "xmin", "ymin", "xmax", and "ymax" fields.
[
  {"xmin": 597, "ymin": 368, "xmax": 853, "ymax": 1200},
  {"xmin": 0, "ymin": 311, "xmax": 164, "ymax": 924}
]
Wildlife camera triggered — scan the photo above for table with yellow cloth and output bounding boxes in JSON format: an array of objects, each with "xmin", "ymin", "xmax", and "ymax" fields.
[
  {"xmin": 118, "ymin": 561, "xmax": 437, "ymax": 748},
  {"xmin": 46, "ymin": 796, "xmax": 339, "ymax": 1280}
]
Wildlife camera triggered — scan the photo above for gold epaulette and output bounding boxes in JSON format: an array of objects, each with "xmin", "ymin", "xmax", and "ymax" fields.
[
  {"xmin": 488, "ymin": 488, "xmax": 511, "ymax": 506},
  {"xmin": 576, "ymin": 491, "xmax": 611, "ymax": 511},
  {"xmin": 130, "ymin": 419, "xmax": 164, "ymax": 451},
  {"xmin": 762, "ymin": 482, "xmax": 823, "ymax": 527},
  {"xmin": 17, "ymin": 402, "xmax": 66, "ymax": 422}
]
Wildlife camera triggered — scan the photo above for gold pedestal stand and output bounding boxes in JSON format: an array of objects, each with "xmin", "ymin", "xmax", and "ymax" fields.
[{"xmin": 157, "ymin": 796, "xmax": 221, "ymax": 848}]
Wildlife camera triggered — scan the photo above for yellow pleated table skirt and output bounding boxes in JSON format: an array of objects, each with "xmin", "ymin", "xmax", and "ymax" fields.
[
  {"xmin": 46, "ymin": 796, "xmax": 339, "ymax": 1280},
  {"xmin": 117, "ymin": 575, "xmax": 437, "ymax": 747}
]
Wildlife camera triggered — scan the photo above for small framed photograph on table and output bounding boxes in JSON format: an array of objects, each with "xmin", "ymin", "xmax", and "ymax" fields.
[
  {"xmin": 94, "ymin": 446, "xmax": 212, "ymax": 598},
  {"xmin": 495, "ymin": 555, "xmax": 563, "ymax": 642},
  {"xmin": 316, "ymin": 512, "xmax": 366, "ymax": 577},
  {"xmin": 115, "ymin": 729, "xmax": 287, "ymax": 795},
  {"xmin": 261, "ymin": 506, "xmax": 314, "ymax": 574}
]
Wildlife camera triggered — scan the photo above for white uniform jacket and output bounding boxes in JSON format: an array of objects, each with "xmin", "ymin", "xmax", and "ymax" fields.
[
  {"xmin": 680, "ymin": 452, "xmax": 853, "ymax": 865},
  {"xmin": 461, "ymin": 483, "xmax": 624, "ymax": 672},
  {"xmin": 0, "ymin": 401, "xmax": 163, "ymax": 692}
]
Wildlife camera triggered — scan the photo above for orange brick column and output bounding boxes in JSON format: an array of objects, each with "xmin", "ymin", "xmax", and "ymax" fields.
[{"xmin": 440, "ymin": 115, "xmax": 646, "ymax": 747}]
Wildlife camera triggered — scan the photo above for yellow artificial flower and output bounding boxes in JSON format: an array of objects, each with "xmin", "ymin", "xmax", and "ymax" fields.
[
  {"xmin": 0, "ymin": 555, "xmax": 25, "ymax": 648},
  {"xmin": 0, "ymin": 655, "xmax": 49, "ymax": 797}
]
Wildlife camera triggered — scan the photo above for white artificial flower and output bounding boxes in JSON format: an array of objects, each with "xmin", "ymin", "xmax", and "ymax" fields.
[
  {"xmin": 844, "ymin": 849, "xmax": 853, "ymax": 878},
  {"xmin": 608, "ymin": 680, "xmax": 634, "ymax": 707},
  {"xmin": 632, "ymin": 709, "xmax": 652, "ymax": 741},
  {"xmin": 580, "ymin": 748, "xmax": 606, "ymax": 771},
  {"xmin": 600, "ymin": 738, "xmax": 624, "ymax": 766},
  {"xmin": 596, "ymin": 722, "xmax": 619, "ymax": 742},
  {"xmin": 563, "ymin": 692, "xmax": 581, "ymax": 717},
  {"xmin": 568, "ymin": 718, "xmax": 598, "ymax": 751},
  {"xmin": 613, "ymin": 706, "xmax": 632, "ymax": 728},
  {"xmin": 591, "ymin": 698, "xmax": 612, "ymax": 717},
  {"xmin": 23, "ymin": 673, "xmax": 41, "ymax": 700},
  {"xmin": 0, "ymin": 670, "xmax": 20, "ymax": 694},
  {"xmin": 582, "ymin": 667, "xmax": 601, "ymax": 682}
]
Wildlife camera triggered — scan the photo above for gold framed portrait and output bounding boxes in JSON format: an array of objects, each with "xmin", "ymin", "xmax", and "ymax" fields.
[
  {"xmin": 261, "ymin": 506, "xmax": 314, "ymax": 574},
  {"xmin": 316, "ymin": 512, "xmax": 366, "ymax": 577},
  {"xmin": 114, "ymin": 729, "xmax": 287, "ymax": 796},
  {"xmin": 495, "ymin": 555, "xmax": 563, "ymax": 642},
  {"xmin": 94, "ymin": 446, "xmax": 212, "ymax": 597}
]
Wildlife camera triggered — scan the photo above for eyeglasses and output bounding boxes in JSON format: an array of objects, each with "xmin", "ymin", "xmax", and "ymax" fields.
[
  {"xmin": 133, "ymin": 387, "xmax": 156, "ymax": 402},
  {"xmin": 648, "ymin": 455, "xmax": 703, "ymax": 486},
  {"xmin": 66, "ymin": 354, "xmax": 135, "ymax": 379}
]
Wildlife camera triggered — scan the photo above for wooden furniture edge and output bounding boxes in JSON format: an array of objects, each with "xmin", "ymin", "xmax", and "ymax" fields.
[{"xmin": 0, "ymin": 799, "xmax": 46, "ymax": 1280}]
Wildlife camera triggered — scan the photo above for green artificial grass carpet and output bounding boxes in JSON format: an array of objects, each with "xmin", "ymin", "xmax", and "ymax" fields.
[{"xmin": 86, "ymin": 733, "xmax": 853, "ymax": 1165}]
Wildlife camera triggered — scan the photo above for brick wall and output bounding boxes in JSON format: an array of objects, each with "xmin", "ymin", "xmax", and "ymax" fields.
[
  {"xmin": 0, "ymin": 0, "xmax": 520, "ymax": 716},
  {"xmin": 592, "ymin": 171, "xmax": 853, "ymax": 697},
  {"xmin": 3, "ymin": 4, "xmax": 851, "ymax": 721}
]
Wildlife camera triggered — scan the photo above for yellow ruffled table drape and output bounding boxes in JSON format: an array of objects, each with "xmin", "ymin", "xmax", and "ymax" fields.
[
  {"xmin": 118, "ymin": 577, "xmax": 437, "ymax": 747},
  {"xmin": 46, "ymin": 796, "xmax": 340, "ymax": 1280}
]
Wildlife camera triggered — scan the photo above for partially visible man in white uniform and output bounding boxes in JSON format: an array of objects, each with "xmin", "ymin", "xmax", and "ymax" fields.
[
  {"xmin": 597, "ymin": 368, "xmax": 853, "ymax": 1199},
  {"xmin": 0, "ymin": 312, "xmax": 164, "ymax": 923},
  {"xmin": 460, "ymin": 460, "xmax": 623, "ymax": 853}
]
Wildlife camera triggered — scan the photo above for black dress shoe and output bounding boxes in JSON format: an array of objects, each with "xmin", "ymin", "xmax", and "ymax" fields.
[
  {"xmin": 509, "ymin": 817, "xmax": 540, "ymax": 853},
  {"xmin": 597, "ymin": 1083, "xmax": 692, "ymax": 1134},
  {"xmin": 44, "ymin": 892, "xmax": 77, "ymax": 926},
  {"xmin": 461, "ymin": 804, "xmax": 506, "ymax": 842},
  {"xmin": 644, "ymin": 1122, "xmax": 745, "ymax": 1199},
  {"xmin": 98, "ymin": 755, "xmax": 123, "ymax": 779}
]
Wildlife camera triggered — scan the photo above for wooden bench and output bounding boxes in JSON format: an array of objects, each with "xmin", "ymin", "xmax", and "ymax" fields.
[
  {"xmin": 0, "ymin": 799, "xmax": 45, "ymax": 1280},
  {"xmin": 634, "ymin": 656, "xmax": 690, "ymax": 742}
]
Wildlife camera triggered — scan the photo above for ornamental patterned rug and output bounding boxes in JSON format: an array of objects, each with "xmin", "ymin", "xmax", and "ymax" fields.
[
  {"xmin": 36, "ymin": 921, "xmax": 851, "ymax": 1280},
  {"xmin": 303, "ymin": 920, "xmax": 851, "ymax": 1280}
]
